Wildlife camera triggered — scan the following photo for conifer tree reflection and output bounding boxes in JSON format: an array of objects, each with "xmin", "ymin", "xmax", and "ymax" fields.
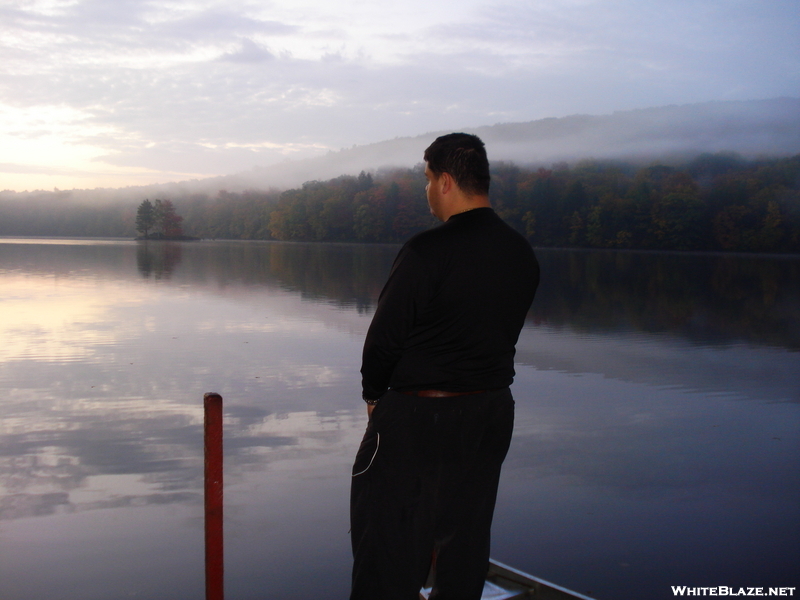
[{"xmin": 136, "ymin": 241, "xmax": 183, "ymax": 279}]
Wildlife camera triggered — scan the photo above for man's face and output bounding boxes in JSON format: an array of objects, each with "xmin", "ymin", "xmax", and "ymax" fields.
[{"xmin": 424, "ymin": 163, "xmax": 444, "ymax": 221}]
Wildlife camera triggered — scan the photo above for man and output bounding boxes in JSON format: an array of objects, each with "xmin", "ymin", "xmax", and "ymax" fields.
[{"xmin": 350, "ymin": 133, "xmax": 540, "ymax": 600}]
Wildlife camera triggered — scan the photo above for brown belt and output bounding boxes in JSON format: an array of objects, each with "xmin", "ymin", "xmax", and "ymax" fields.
[{"xmin": 399, "ymin": 389, "xmax": 486, "ymax": 398}]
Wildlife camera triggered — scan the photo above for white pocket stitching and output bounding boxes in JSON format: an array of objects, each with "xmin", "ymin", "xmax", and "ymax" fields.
[{"xmin": 352, "ymin": 432, "xmax": 380, "ymax": 477}]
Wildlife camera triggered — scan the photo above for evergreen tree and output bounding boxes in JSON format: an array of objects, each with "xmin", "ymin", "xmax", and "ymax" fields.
[{"xmin": 135, "ymin": 199, "xmax": 155, "ymax": 237}]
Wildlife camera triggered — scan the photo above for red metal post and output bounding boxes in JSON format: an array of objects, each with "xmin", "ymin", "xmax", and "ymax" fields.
[{"xmin": 204, "ymin": 392, "xmax": 224, "ymax": 600}]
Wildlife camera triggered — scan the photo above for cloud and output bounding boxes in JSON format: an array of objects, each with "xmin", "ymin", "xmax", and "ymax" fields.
[
  {"xmin": 154, "ymin": 8, "xmax": 297, "ymax": 41},
  {"xmin": 219, "ymin": 38, "xmax": 275, "ymax": 62},
  {"xmin": 1, "ymin": 0, "xmax": 798, "ymax": 190},
  {"xmin": 0, "ymin": 162, "xmax": 86, "ymax": 175}
]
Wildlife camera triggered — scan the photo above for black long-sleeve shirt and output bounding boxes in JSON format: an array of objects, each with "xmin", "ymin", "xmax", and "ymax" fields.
[{"xmin": 361, "ymin": 207, "xmax": 539, "ymax": 399}]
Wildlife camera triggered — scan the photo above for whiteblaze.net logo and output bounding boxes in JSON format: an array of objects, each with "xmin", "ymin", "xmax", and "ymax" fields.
[{"xmin": 672, "ymin": 587, "xmax": 796, "ymax": 597}]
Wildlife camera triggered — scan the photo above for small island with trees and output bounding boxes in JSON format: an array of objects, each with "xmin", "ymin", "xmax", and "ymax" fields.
[{"xmin": 135, "ymin": 198, "xmax": 197, "ymax": 240}]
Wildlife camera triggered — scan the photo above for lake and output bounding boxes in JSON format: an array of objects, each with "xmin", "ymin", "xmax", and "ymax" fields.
[{"xmin": 0, "ymin": 238, "xmax": 798, "ymax": 600}]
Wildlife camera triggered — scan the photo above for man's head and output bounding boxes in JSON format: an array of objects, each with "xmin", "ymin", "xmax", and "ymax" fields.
[{"xmin": 423, "ymin": 133, "xmax": 490, "ymax": 197}]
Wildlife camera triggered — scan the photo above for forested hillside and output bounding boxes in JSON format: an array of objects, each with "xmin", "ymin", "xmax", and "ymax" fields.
[
  {"xmin": 181, "ymin": 153, "xmax": 800, "ymax": 252},
  {"xmin": 2, "ymin": 153, "xmax": 799, "ymax": 253}
]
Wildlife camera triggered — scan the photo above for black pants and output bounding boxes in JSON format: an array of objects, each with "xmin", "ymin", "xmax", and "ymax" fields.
[{"xmin": 350, "ymin": 389, "xmax": 514, "ymax": 600}]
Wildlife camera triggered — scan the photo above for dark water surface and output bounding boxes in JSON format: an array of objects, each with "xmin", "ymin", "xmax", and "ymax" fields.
[{"xmin": 0, "ymin": 238, "xmax": 798, "ymax": 600}]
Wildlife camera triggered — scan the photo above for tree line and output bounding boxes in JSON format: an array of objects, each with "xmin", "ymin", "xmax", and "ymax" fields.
[
  {"xmin": 175, "ymin": 169, "xmax": 435, "ymax": 243},
  {"xmin": 3, "ymin": 153, "xmax": 799, "ymax": 253},
  {"xmin": 173, "ymin": 153, "xmax": 800, "ymax": 252}
]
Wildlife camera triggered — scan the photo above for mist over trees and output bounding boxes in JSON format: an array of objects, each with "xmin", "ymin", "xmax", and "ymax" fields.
[
  {"xmin": 1, "ymin": 153, "xmax": 799, "ymax": 253},
  {"xmin": 188, "ymin": 98, "xmax": 800, "ymax": 194},
  {"xmin": 0, "ymin": 189, "xmax": 136, "ymax": 237}
]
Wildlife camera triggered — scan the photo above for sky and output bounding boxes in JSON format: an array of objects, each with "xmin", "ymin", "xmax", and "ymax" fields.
[{"xmin": 1, "ymin": 0, "xmax": 798, "ymax": 192}]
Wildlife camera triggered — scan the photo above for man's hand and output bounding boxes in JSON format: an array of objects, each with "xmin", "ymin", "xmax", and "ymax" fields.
[{"xmin": 367, "ymin": 403, "xmax": 375, "ymax": 419}]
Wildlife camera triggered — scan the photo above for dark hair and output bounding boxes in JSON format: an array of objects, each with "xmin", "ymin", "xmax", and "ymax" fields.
[{"xmin": 423, "ymin": 133, "xmax": 490, "ymax": 196}]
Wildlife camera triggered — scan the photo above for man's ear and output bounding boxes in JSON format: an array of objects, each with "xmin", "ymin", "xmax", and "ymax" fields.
[{"xmin": 440, "ymin": 172, "xmax": 453, "ymax": 195}]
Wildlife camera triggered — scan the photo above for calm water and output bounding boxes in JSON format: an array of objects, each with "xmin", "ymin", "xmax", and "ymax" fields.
[{"xmin": 0, "ymin": 238, "xmax": 798, "ymax": 600}]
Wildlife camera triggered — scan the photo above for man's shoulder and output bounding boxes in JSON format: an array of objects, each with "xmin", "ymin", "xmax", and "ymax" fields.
[
  {"xmin": 402, "ymin": 221, "xmax": 450, "ymax": 254},
  {"xmin": 462, "ymin": 208, "xmax": 534, "ymax": 251},
  {"xmin": 403, "ymin": 208, "xmax": 534, "ymax": 259}
]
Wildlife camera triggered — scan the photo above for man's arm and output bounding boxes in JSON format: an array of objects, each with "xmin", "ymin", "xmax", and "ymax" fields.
[{"xmin": 360, "ymin": 245, "xmax": 427, "ymax": 401}]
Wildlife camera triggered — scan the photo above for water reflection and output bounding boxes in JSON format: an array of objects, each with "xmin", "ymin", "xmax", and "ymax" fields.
[
  {"xmin": 0, "ymin": 238, "xmax": 798, "ymax": 600},
  {"xmin": 174, "ymin": 240, "xmax": 395, "ymax": 312},
  {"xmin": 3, "ymin": 240, "xmax": 798, "ymax": 350},
  {"xmin": 532, "ymin": 249, "xmax": 800, "ymax": 349},
  {"xmin": 515, "ymin": 328, "xmax": 800, "ymax": 404},
  {"xmin": 164, "ymin": 243, "xmax": 800, "ymax": 348},
  {"xmin": 136, "ymin": 241, "xmax": 183, "ymax": 279}
]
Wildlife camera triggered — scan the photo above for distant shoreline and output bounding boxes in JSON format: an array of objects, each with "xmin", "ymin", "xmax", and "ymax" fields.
[{"xmin": 135, "ymin": 234, "xmax": 199, "ymax": 241}]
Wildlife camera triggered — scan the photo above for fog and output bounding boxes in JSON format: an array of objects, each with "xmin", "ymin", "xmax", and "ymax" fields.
[
  {"xmin": 2, "ymin": 98, "xmax": 798, "ymax": 206},
  {"xmin": 224, "ymin": 98, "xmax": 800, "ymax": 192}
]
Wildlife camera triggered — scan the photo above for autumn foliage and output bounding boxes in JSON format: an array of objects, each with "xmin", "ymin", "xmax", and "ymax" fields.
[{"xmin": 175, "ymin": 154, "xmax": 800, "ymax": 253}]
